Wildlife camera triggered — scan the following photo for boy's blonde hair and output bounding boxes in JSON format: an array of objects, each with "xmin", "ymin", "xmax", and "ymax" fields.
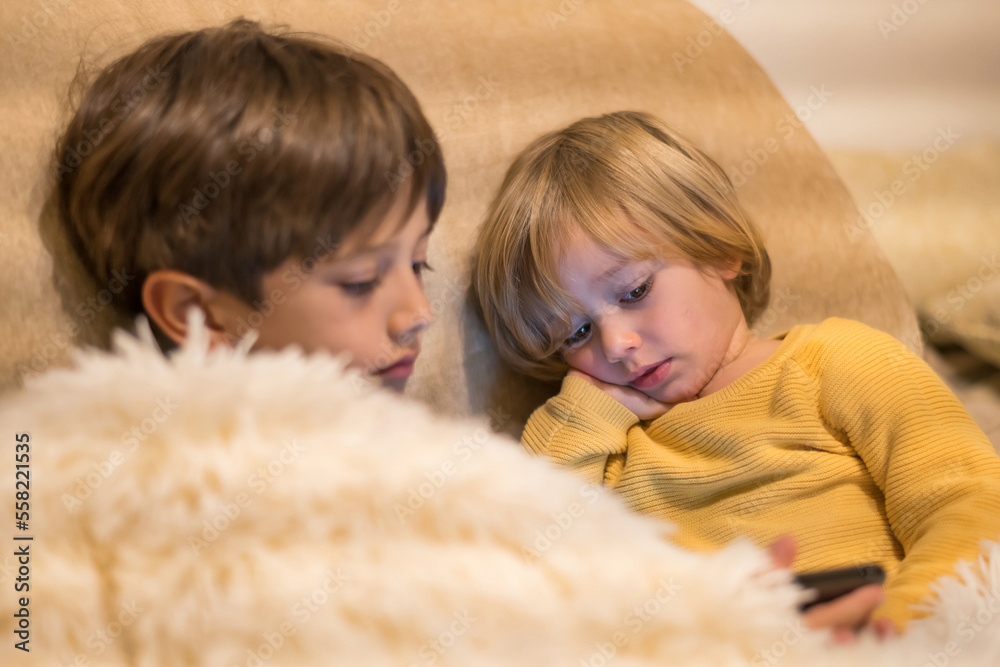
[{"xmin": 472, "ymin": 111, "xmax": 770, "ymax": 381}]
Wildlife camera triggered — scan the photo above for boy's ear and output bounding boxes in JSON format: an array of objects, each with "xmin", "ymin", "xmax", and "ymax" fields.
[
  {"xmin": 141, "ymin": 270, "xmax": 235, "ymax": 350},
  {"xmin": 717, "ymin": 255, "xmax": 742, "ymax": 281}
]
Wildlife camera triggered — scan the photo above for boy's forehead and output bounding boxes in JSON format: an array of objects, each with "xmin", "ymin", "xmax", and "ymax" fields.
[
  {"xmin": 333, "ymin": 195, "xmax": 431, "ymax": 257},
  {"xmin": 555, "ymin": 230, "xmax": 641, "ymax": 284}
]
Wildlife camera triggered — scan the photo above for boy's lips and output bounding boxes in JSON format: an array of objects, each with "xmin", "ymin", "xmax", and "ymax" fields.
[
  {"xmin": 375, "ymin": 353, "xmax": 418, "ymax": 379},
  {"xmin": 628, "ymin": 359, "xmax": 672, "ymax": 390}
]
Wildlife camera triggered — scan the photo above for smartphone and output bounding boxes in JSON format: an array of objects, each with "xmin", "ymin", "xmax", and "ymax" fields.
[{"xmin": 794, "ymin": 564, "xmax": 886, "ymax": 611}]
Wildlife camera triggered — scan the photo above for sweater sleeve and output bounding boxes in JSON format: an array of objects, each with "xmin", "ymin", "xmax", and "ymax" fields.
[
  {"xmin": 813, "ymin": 320, "xmax": 1000, "ymax": 628},
  {"xmin": 521, "ymin": 374, "xmax": 641, "ymax": 487}
]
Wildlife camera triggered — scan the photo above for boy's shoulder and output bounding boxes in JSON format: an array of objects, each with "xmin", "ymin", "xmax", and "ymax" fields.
[
  {"xmin": 789, "ymin": 317, "xmax": 896, "ymax": 347},
  {"xmin": 783, "ymin": 316, "xmax": 918, "ymax": 381}
]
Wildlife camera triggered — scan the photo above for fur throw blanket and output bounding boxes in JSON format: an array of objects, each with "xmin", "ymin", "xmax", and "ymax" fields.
[{"xmin": 1, "ymin": 320, "xmax": 999, "ymax": 666}]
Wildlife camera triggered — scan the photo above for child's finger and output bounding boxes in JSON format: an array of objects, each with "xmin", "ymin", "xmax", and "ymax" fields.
[
  {"xmin": 831, "ymin": 626, "xmax": 856, "ymax": 645},
  {"xmin": 602, "ymin": 384, "xmax": 669, "ymax": 420},
  {"xmin": 802, "ymin": 583, "xmax": 884, "ymax": 631},
  {"xmin": 566, "ymin": 368, "xmax": 596, "ymax": 383},
  {"xmin": 626, "ymin": 394, "xmax": 670, "ymax": 420},
  {"xmin": 767, "ymin": 534, "xmax": 796, "ymax": 569},
  {"xmin": 872, "ymin": 617, "xmax": 899, "ymax": 639},
  {"xmin": 567, "ymin": 370, "xmax": 669, "ymax": 419}
]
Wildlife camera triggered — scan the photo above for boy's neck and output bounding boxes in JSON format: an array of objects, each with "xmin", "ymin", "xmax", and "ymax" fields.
[{"xmin": 696, "ymin": 324, "xmax": 781, "ymax": 399}]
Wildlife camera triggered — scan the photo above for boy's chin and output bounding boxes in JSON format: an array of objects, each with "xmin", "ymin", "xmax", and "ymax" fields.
[{"xmin": 378, "ymin": 376, "xmax": 408, "ymax": 393}]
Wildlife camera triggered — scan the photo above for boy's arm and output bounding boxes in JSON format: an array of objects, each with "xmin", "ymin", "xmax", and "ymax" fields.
[
  {"xmin": 522, "ymin": 374, "xmax": 641, "ymax": 487},
  {"xmin": 817, "ymin": 322, "xmax": 1000, "ymax": 629}
]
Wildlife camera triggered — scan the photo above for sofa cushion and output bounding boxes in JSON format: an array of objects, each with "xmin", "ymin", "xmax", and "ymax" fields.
[{"xmin": 828, "ymin": 142, "xmax": 1000, "ymax": 366}]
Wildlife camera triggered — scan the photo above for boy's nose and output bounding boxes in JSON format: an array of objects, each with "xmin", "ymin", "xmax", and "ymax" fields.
[
  {"xmin": 389, "ymin": 274, "xmax": 434, "ymax": 347},
  {"xmin": 601, "ymin": 326, "xmax": 640, "ymax": 364}
]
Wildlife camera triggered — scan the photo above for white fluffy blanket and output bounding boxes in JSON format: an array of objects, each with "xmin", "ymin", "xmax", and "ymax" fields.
[{"xmin": 1, "ymin": 321, "xmax": 999, "ymax": 666}]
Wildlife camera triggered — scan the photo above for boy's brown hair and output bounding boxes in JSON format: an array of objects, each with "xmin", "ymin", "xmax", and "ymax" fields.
[
  {"xmin": 472, "ymin": 111, "xmax": 770, "ymax": 381},
  {"xmin": 56, "ymin": 19, "xmax": 445, "ymax": 318}
]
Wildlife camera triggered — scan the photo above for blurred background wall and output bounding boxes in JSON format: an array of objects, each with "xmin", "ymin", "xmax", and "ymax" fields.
[{"xmin": 687, "ymin": 0, "xmax": 999, "ymax": 150}]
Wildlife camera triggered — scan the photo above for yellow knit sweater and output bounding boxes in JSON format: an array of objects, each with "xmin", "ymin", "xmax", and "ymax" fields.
[{"xmin": 522, "ymin": 318, "xmax": 1000, "ymax": 628}]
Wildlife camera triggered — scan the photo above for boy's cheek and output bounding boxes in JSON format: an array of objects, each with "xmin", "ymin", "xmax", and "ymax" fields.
[
  {"xmin": 564, "ymin": 351, "xmax": 618, "ymax": 385},
  {"xmin": 562, "ymin": 348, "xmax": 590, "ymax": 372}
]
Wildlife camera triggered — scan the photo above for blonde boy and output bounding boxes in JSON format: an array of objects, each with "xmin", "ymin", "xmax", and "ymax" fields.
[
  {"xmin": 56, "ymin": 19, "xmax": 445, "ymax": 391},
  {"xmin": 472, "ymin": 111, "xmax": 1000, "ymax": 631}
]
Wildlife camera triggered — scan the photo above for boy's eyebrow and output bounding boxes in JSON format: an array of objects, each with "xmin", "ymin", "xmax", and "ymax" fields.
[
  {"xmin": 599, "ymin": 257, "xmax": 630, "ymax": 283},
  {"xmin": 349, "ymin": 224, "xmax": 433, "ymax": 255}
]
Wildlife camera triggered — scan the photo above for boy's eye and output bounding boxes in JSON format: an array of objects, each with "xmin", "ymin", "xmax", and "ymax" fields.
[
  {"xmin": 621, "ymin": 278, "xmax": 652, "ymax": 303},
  {"xmin": 563, "ymin": 322, "xmax": 591, "ymax": 349},
  {"xmin": 340, "ymin": 277, "xmax": 381, "ymax": 297},
  {"xmin": 413, "ymin": 260, "xmax": 433, "ymax": 277}
]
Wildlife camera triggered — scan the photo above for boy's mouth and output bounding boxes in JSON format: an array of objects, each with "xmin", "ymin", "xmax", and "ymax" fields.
[
  {"xmin": 628, "ymin": 358, "xmax": 672, "ymax": 390},
  {"xmin": 375, "ymin": 353, "xmax": 418, "ymax": 379}
]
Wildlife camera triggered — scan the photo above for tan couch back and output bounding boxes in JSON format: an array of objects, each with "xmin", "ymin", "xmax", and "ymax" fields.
[{"xmin": 0, "ymin": 0, "xmax": 918, "ymax": 434}]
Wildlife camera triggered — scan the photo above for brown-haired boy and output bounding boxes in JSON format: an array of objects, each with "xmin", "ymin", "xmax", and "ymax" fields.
[{"xmin": 56, "ymin": 18, "xmax": 445, "ymax": 391}]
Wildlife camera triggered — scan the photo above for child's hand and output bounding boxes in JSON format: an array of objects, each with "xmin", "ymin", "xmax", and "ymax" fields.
[
  {"xmin": 802, "ymin": 586, "xmax": 897, "ymax": 643},
  {"xmin": 768, "ymin": 536, "xmax": 898, "ymax": 644},
  {"xmin": 567, "ymin": 369, "xmax": 670, "ymax": 420}
]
